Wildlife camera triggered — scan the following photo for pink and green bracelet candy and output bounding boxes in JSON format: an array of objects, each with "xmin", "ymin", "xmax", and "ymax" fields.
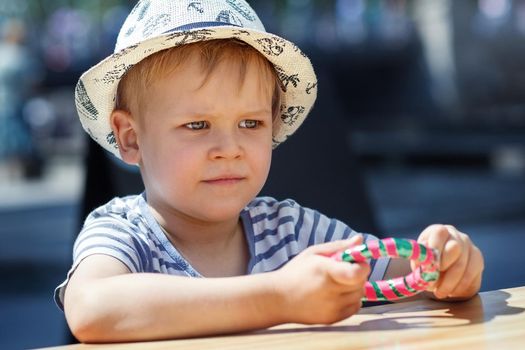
[{"xmin": 331, "ymin": 238, "xmax": 440, "ymax": 301}]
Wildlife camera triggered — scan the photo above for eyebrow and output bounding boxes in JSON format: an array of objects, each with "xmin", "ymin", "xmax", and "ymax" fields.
[
  {"xmin": 183, "ymin": 108, "xmax": 272, "ymax": 118},
  {"xmin": 242, "ymin": 109, "xmax": 272, "ymax": 116}
]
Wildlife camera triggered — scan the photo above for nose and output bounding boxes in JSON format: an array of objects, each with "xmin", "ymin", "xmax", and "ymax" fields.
[{"xmin": 208, "ymin": 129, "xmax": 243, "ymax": 160}]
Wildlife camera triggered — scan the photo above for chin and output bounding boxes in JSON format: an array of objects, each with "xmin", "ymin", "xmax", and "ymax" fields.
[{"xmin": 193, "ymin": 198, "xmax": 250, "ymax": 221}]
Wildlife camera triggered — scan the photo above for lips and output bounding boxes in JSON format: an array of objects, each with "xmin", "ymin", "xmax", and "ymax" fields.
[{"xmin": 203, "ymin": 175, "xmax": 245, "ymax": 185}]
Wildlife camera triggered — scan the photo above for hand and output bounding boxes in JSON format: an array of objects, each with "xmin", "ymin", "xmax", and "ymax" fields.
[
  {"xmin": 271, "ymin": 235, "xmax": 370, "ymax": 325},
  {"xmin": 417, "ymin": 225, "xmax": 484, "ymax": 300}
]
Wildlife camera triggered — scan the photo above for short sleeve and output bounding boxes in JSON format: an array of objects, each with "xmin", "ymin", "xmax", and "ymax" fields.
[{"xmin": 54, "ymin": 200, "xmax": 147, "ymax": 310}]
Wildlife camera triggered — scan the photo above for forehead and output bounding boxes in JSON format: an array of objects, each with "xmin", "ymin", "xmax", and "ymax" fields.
[
  {"xmin": 146, "ymin": 55, "xmax": 274, "ymax": 116},
  {"xmin": 118, "ymin": 40, "xmax": 280, "ymax": 116},
  {"xmin": 159, "ymin": 42, "xmax": 276, "ymax": 91}
]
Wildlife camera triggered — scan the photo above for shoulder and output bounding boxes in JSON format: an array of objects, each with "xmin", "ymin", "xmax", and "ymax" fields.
[
  {"xmin": 246, "ymin": 197, "xmax": 362, "ymax": 245},
  {"xmin": 88, "ymin": 194, "xmax": 142, "ymax": 217},
  {"xmin": 79, "ymin": 194, "xmax": 151, "ymax": 246},
  {"xmin": 243, "ymin": 196, "xmax": 321, "ymax": 239},
  {"xmin": 85, "ymin": 194, "xmax": 145, "ymax": 227},
  {"xmin": 245, "ymin": 196, "xmax": 304, "ymax": 218},
  {"xmin": 74, "ymin": 194, "xmax": 156, "ymax": 271}
]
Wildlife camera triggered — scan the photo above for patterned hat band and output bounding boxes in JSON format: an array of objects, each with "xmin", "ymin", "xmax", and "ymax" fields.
[
  {"xmin": 166, "ymin": 21, "xmax": 242, "ymax": 32},
  {"xmin": 75, "ymin": 0, "xmax": 317, "ymax": 159}
]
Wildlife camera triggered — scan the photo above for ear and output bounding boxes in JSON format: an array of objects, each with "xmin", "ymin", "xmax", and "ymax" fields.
[{"xmin": 110, "ymin": 109, "xmax": 141, "ymax": 165}]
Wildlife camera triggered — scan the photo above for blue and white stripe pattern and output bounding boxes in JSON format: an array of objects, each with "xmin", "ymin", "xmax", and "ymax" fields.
[{"xmin": 54, "ymin": 194, "xmax": 389, "ymax": 309}]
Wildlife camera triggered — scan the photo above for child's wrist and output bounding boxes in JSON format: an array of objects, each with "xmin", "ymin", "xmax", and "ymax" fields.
[{"xmin": 263, "ymin": 271, "xmax": 289, "ymax": 325}]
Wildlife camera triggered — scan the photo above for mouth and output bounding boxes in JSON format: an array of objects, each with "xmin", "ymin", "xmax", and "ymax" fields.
[{"xmin": 203, "ymin": 175, "xmax": 246, "ymax": 185}]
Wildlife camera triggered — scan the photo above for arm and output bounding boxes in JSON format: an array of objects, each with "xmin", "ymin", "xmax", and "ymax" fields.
[
  {"xmin": 383, "ymin": 224, "xmax": 484, "ymax": 301},
  {"xmin": 65, "ymin": 254, "xmax": 284, "ymax": 342},
  {"xmin": 64, "ymin": 237, "xmax": 369, "ymax": 343}
]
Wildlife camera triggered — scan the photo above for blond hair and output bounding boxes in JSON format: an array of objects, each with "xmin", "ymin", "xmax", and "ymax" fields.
[{"xmin": 116, "ymin": 39, "xmax": 282, "ymax": 120}]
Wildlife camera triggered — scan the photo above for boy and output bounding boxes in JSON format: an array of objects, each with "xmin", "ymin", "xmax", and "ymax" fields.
[{"xmin": 56, "ymin": 0, "xmax": 484, "ymax": 343}]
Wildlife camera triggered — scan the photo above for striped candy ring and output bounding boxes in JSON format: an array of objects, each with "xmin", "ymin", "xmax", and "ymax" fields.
[{"xmin": 332, "ymin": 238, "xmax": 440, "ymax": 301}]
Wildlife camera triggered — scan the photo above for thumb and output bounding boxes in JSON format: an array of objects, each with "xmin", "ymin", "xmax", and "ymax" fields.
[
  {"xmin": 308, "ymin": 234, "xmax": 364, "ymax": 257},
  {"xmin": 328, "ymin": 259, "xmax": 370, "ymax": 287}
]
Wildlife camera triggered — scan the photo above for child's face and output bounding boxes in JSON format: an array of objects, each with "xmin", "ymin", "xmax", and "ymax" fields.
[{"xmin": 135, "ymin": 56, "xmax": 274, "ymax": 223}]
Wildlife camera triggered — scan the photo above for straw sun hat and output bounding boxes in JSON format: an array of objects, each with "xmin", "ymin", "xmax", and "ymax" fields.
[{"xmin": 75, "ymin": 0, "xmax": 318, "ymax": 158}]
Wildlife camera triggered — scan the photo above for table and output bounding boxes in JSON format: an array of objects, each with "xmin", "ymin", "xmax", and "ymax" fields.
[{"xmin": 41, "ymin": 286, "xmax": 525, "ymax": 350}]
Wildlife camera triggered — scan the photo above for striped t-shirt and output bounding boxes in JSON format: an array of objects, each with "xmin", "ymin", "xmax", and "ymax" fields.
[{"xmin": 54, "ymin": 194, "xmax": 389, "ymax": 309}]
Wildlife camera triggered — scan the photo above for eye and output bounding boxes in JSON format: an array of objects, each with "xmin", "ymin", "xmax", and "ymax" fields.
[
  {"xmin": 239, "ymin": 119, "xmax": 260, "ymax": 129},
  {"xmin": 185, "ymin": 121, "xmax": 209, "ymax": 130}
]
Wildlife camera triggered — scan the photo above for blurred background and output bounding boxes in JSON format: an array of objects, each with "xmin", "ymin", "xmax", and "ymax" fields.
[{"xmin": 1, "ymin": 0, "xmax": 524, "ymax": 348}]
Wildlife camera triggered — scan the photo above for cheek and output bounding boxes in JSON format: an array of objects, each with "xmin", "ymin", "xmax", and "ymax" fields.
[
  {"xmin": 152, "ymin": 151, "xmax": 199, "ymax": 200},
  {"xmin": 149, "ymin": 143, "xmax": 198, "ymax": 180},
  {"xmin": 162, "ymin": 146, "xmax": 200, "ymax": 175},
  {"xmin": 251, "ymin": 140, "xmax": 273, "ymax": 176}
]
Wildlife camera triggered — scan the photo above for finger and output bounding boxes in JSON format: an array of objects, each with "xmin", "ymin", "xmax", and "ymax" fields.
[
  {"xmin": 419, "ymin": 224, "xmax": 450, "ymax": 253},
  {"xmin": 439, "ymin": 238, "xmax": 463, "ymax": 271},
  {"xmin": 321, "ymin": 303, "xmax": 361, "ymax": 325},
  {"xmin": 424, "ymin": 240, "xmax": 460, "ymax": 293},
  {"xmin": 309, "ymin": 235, "xmax": 363, "ymax": 256},
  {"xmin": 341, "ymin": 288, "xmax": 365, "ymax": 304},
  {"xmin": 450, "ymin": 245, "xmax": 484, "ymax": 297},
  {"xmin": 327, "ymin": 261, "xmax": 370, "ymax": 288},
  {"xmin": 439, "ymin": 270, "xmax": 483, "ymax": 301},
  {"xmin": 438, "ymin": 225, "xmax": 467, "ymax": 271},
  {"xmin": 336, "ymin": 298, "xmax": 362, "ymax": 322},
  {"xmin": 434, "ymin": 235, "xmax": 470, "ymax": 298},
  {"xmin": 414, "ymin": 225, "xmax": 450, "ymax": 272},
  {"xmin": 465, "ymin": 270, "xmax": 483, "ymax": 298},
  {"xmin": 339, "ymin": 304, "xmax": 361, "ymax": 321}
]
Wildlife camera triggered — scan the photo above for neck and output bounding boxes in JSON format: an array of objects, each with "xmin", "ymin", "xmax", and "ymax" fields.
[
  {"xmin": 149, "ymin": 204, "xmax": 242, "ymax": 251},
  {"xmin": 149, "ymin": 203, "xmax": 248, "ymax": 277}
]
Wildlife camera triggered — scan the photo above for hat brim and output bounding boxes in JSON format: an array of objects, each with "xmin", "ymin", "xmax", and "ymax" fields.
[{"xmin": 75, "ymin": 25, "xmax": 317, "ymax": 159}]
